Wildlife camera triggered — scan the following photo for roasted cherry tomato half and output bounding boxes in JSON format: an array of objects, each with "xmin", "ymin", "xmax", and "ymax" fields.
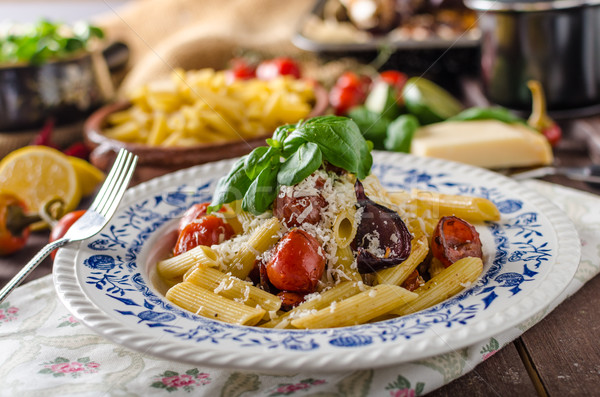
[
  {"xmin": 224, "ymin": 57, "xmax": 256, "ymax": 83},
  {"xmin": 49, "ymin": 209, "xmax": 86, "ymax": 259},
  {"xmin": 256, "ymin": 57, "xmax": 301, "ymax": 80},
  {"xmin": 177, "ymin": 202, "xmax": 226, "ymax": 233},
  {"xmin": 401, "ymin": 269, "xmax": 424, "ymax": 292},
  {"xmin": 0, "ymin": 193, "xmax": 31, "ymax": 256},
  {"xmin": 173, "ymin": 215, "xmax": 235, "ymax": 256},
  {"xmin": 273, "ymin": 194, "xmax": 326, "ymax": 227},
  {"xmin": 266, "ymin": 229, "xmax": 325, "ymax": 293},
  {"xmin": 431, "ymin": 216, "xmax": 483, "ymax": 268},
  {"xmin": 277, "ymin": 291, "xmax": 306, "ymax": 311}
]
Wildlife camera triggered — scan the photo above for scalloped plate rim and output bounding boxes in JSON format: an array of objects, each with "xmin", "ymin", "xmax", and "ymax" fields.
[{"xmin": 53, "ymin": 152, "xmax": 581, "ymax": 373}]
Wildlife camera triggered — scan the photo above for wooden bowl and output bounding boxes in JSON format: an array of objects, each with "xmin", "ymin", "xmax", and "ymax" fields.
[{"xmin": 83, "ymin": 84, "xmax": 329, "ymax": 184}]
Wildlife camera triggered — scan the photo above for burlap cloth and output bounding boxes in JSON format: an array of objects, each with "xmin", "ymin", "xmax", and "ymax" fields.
[{"xmin": 95, "ymin": 0, "xmax": 316, "ymax": 95}]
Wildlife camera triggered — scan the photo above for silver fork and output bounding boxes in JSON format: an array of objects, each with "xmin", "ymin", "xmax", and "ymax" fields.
[{"xmin": 0, "ymin": 148, "xmax": 138, "ymax": 304}]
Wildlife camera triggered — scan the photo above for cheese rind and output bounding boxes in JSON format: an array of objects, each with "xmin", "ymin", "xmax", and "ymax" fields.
[{"xmin": 410, "ymin": 120, "xmax": 554, "ymax": 169}]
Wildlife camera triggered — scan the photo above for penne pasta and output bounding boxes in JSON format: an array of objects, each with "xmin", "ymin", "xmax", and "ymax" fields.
[
  {"xmin": 185, "ymin": 266, "xmax": 281, "ymax": 312},
  {"xmin": 390, "ymin": 257, "xmax": 483, "ymax": 317},
  {"xmin": 260, "ymin": 281, "xmax": 364, "ymax": 329},
  {"xmin": 332, "ymin": 245, "xmax": 363, "ymax": 283},
  {"xmin": 389, "ymin": 189, "xmax": 500, "ymax": 223},
  {"xmin": 332, "ymin": 207, "xmax": 357, "ymax": 248},
  {"xmin": 291, "ymin": 284, "xmax": 418, "ymax": 329},
  {"xmin": 166, "ymin": 282, "xmax": 265, "ymax": 326},
  {"xmin": 157, "ymin": 245, "xmax": 219, "ymax": 280},
  {"xmin": 226, "ymin": 217, "xmax": 282, "ymax": 279},
  {"xmin": 375, "ymin": 235, "xmax": 429, "ymax": 286}
]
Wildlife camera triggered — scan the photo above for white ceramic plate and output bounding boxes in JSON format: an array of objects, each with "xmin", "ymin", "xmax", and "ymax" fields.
[{"xmin": 53, "ymin": 152, "xmax": 580, "ymax": 372}]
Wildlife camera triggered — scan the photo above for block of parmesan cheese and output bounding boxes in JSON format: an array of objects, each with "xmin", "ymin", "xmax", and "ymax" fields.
[{"xmin": 410, "ymin": 120, "xmax": 554, "ymax": 169}]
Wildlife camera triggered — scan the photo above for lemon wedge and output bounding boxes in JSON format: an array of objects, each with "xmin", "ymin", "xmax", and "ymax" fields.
[
  {"xmin": 68, "ymin": 156, "xmax": 105, "ymax": 197},
  {"xmin": 0, "ymin": 146, "xmax": 81, "ymax": 217}
]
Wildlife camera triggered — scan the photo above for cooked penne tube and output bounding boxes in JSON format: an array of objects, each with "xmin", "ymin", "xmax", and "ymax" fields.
[
  {"xmin": 291, "ymin": 284, "xmax": 418, "ymax": 329},
  {"xmin": 166, "ymin": 282, "xmax": 265, "ymax": 326},
  {"xmin": 389, "ymin": 190, "xmax": 500, "ymax": 223},
  {"xmin": 185, "ymin": 267, "xmax": 281, "ymax": 312},
  {"xmin": 332, "ymin": 207, "xmax": 357, "ymax": 248},
  {"xmin": 157, "ymin": 245, "xmax": 219, "ymax": 279},
  {"xmin": 226, "ymin": 217, "xmax": 282, "ymax": 279},
  {"xmin": 375, "ymin": 235, "xmax": 429, "ymax": 286},
  {"xmin": 390, "ymin": 257, "xmax": 483, "ymax": 317},
  {"xmin": 332, "ymin": 245, "xmax": 362, "ymax": 283},
  {"xmin": 260, "ymin": 281, "xmax": 364, "ymax": 329}
]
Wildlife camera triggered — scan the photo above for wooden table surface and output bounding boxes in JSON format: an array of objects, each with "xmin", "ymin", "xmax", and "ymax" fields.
[{"xmin": 1, "ymin": 118, "xmax": 599, "ymax": 396}]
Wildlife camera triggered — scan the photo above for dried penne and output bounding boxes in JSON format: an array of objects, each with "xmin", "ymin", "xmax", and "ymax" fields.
[
  {"xmin": 185, "ymin": 267, "xmax": 281, "ymax": 312},
  {"xmin": 291, "ymin": 284, "xmax": 418, "ymax": 329},
  {"xmin": 166, "ymin": 282, "xmax": 265, "ymax": 326},
  {"xmin": 390, "ymin": 257, "xmax": 483, "ymax": 316}
]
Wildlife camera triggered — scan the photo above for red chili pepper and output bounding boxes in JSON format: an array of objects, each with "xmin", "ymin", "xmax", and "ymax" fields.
[
  {"xmin": 0, "ymin": 193, "xmax": 38, "ymax": 256},
  {"xmin": 49, "ymin": 210, "xmax": 86, "ymax": 259},
  {"xmin": 527, "ymin": 80, "xmax": 562, "ymax": 147}
]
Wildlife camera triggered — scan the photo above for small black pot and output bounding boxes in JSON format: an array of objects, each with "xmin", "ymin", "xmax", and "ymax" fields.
[
  {"xmin": 465, "ymin": 0, "xmax": 600, "ymax": 113},
  {"xmin": 0, "ymin": 42, "xmax": 129, "ymax": 131}
]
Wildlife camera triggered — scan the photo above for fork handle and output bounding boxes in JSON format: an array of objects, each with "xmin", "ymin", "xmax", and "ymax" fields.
[{"xmin": 0, "ymin": 237, "xmax": 69, "ymax": 304}]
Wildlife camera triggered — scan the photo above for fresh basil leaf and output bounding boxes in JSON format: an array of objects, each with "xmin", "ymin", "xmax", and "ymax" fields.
[
  {"xmin": 294, "ymin": 116, "xmax": 371, "ymax": 178},
  {"xmin": 272, "ymin": 123, "xmax": 297, "ymax": 143},
  {"xmin": 244, "ymin": 146, "xmax": 271, "ymax": 180},
  {"xmin": 282, "ymin": 133, "xmax": 306, "ymax": 157},
  {"xmin": 348, "ymin": 106, "xmax": 391, "ymax": 150},
  {"xmin": 384, "ymin": 114, "xmax": 420, "ymax": 153},
  {"xmin": 208, "ymin": 157, "xmax": 252, "ymax": 212},
  {"xmin": 242, "ymin": 164, "xmax": 280, "ymax": 215},
  {"xmin": 278, "ymin": 142, "xmax": 322, "ymax": 186}
]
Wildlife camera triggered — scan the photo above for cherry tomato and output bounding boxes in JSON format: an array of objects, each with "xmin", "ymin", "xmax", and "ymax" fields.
[
  {"xmin": 379, "ymin": 70, "xmax": 408, "ymax": 103},
  {"xmin": 431, "ymin": 216, "xmax": 482, "ymax": 268},
  {"xmin": 256, "ymin": 57, "xmax": 301, "ymax": 80},
  {"xmin": 177, "ymin": 202, "xmax": 226, "ymax": 232},
  {"xmin": 277, "ymin": 291, "xmax": 306, "ymax": 311},
  {"xmin": 266, "ymin": 229, "xmax": 325, "ymax": 293},
  {"xmin": 0, "ymin": 193, "xmax": 31, "ymax": 256},
  {"xmin": 329, "ymin": 72, "xmax": 371, "ymax": 115},
  {"xmin": 225, "ymin": 58, "xmax": 256, "ymax": 83},
  {"xmin": 542, "ymin": 123, "xmax": 562, "ymax": 147},
  {"xmin": 273, "ymin": 194, "xmax": 326, "ymax": 227},
  {"xmin": 401, "ymin": 269, "xmax": 424, "ymax": 292},
  {"xmin": 173, "ymin": 215, "xmax": 235, "ymax": 256},
  {"xmin": 49, "ymin": 210, "xmax": 86, "ymax": 259}
]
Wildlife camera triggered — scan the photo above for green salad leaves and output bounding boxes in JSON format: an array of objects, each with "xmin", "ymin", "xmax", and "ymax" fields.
[
  {"xmin": 0, "ymin": 20, "xmax": 104, "ymax": 66},
  {"xmin": 209, "ymin": 116, "xmax": 373, "ymax": 215}
]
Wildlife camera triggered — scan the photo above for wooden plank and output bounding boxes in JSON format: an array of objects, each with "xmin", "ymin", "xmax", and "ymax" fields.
[
  {"xmin": 519, "ymin": 274, "xmax": 600, "ymax": 396},
  {"xmin": 429, "ymin": 342, "xmax": 538, "ymax": 396}
]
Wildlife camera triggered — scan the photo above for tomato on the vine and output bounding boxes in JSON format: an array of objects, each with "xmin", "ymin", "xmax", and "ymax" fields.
[
  {"xmin": 225, "ymin": 58, "xmax": 256, "ymax": 83},
  {"xmin": 379, "ymin": 70, "xmax": 408, "ymax": 103},
  {"xmin": 329, "ymin": 72, "xmax": 371, "ymax": 115},
  {"xmin": 256, "ymin": 57, "xmax": 301, "ymax": 80}
]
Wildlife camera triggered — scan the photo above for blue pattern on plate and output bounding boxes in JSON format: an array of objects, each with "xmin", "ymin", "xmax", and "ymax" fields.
[{"xmin": 79, "ymin": 165, "xmax": 553, "ymax": 351}]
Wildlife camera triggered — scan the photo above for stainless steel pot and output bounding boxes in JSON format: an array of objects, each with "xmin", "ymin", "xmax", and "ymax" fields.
[
  {"xmin": 465, "ymin": 0, "xmax": 600, "ymax": 113},
  {"xmin": 0, "ymin": 42, "xmax": 129, "ymax": 131}
]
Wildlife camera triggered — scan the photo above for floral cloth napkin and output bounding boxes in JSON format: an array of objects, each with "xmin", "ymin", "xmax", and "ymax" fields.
[{"xmin": 0, "ymin": 180, "xmax": 598, "ymax": 397}]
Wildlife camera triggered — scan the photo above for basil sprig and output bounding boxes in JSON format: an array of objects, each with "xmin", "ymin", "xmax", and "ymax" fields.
[{"xmin": 208, "ymin": 116, "xmax": 373, "ymax": 215}]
